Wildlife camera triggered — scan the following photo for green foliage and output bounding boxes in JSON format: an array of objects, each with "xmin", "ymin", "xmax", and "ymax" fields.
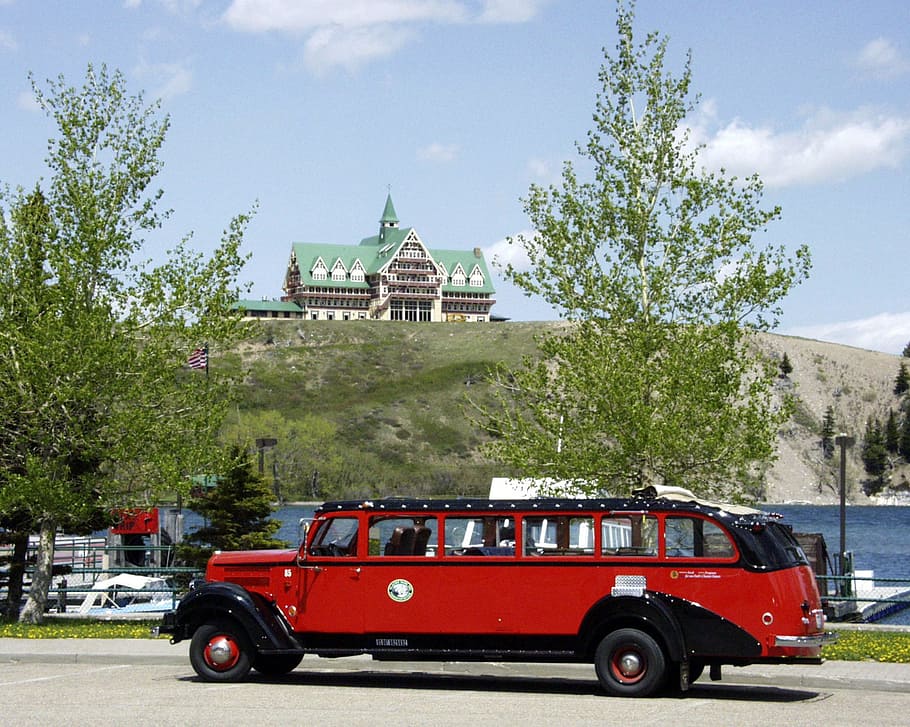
[
  {"xmin": 820, "ymin": 629, "xmax": 910, "ymax": 663},
  {"xmin": 481, "ymin": 3, "xmax": 809, "ymax": 500},
  {"xmin": 900, "ymin": 412, "xmax": 910, "ymax": 460},
  {"xmin": 176, "ymin": 447, "xmax": 286, "ymax": 571},
  {"xmin": 821, "ymin": 405, "xmax": 836, "ymax": 459},
  {"xmin": 0, "ymin": 65, "xmax": 254, "ymax": 622},
  {"xmin": 885, "ymin": 410, "xmax": 900, "ymax": 454},
  {"xmin": 861, "ymin": 417, "xmax": 888, "ymax": 488},
  {"xmin": 895, "ymin": 362, "xmax": 909, "ymax": 396},
  {"xmin": 780, "ymin": 352, "xmax": 793, "ymax": 377}
]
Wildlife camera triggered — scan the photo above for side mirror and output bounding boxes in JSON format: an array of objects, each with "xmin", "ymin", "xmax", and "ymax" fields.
[{"xmin": 297, "ymin": 519, "xmax": 311, "ymax": 562}]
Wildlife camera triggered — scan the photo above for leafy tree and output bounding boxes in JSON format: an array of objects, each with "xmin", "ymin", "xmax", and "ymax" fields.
[
  {"xmin": 895, "ymin": 362, "xmax": 909, "ymax": 396},
  {"xmin": 0, "ymin": 65, "xmax": 253, "ymax": 623},
  {"xmin": 220, "ymin": 410, "xmax": 344, "ymax": 501},
  {"xmin": 821, "ymin": 405, "xmax": 836, "ymax": 459},
  {"xmin": 176, "ymin": 447, "xmax": 287, "ymax": 572},
  {"xmin": 779, "ymin": 352, "xmax": 793, "ymax": 378},
  {"xmin": 902, "ymin": 341, "xmax": 910, "ymax": 358},
  {"xmin": 482, "ymin": 2, "xmax": 810, "ymax": 500},
  {"xmin": 861, "ymin": 417, "xmax": 888, "ymax": 485}
]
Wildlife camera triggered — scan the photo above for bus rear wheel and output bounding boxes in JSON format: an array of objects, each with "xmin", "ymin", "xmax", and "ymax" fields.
[{"xmin": 595, "ymin": 628, "xmax": 667, "ymax": 697}]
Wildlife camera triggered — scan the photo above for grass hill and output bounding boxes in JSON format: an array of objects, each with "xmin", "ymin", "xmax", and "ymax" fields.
[{"xmin": 219, "ymin": 320, "xmax": 907, "ymax": 505}]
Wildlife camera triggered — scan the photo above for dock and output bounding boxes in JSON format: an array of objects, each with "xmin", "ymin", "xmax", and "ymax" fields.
[{"xmin": 827, "ymin": 570, "xmax": 910, "ymax": 623}]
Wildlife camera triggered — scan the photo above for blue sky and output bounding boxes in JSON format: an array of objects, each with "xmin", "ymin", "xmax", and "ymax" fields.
[{"xmin": 1, "ymin": 1, "xmax": 908, "ymax": 354}]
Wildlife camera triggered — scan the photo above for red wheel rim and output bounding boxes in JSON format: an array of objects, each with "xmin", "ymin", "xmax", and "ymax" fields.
[
  {"xmin": 610, "ymin": 647, "xmax": 646, "ymax": 684},
  {"xmin": 203, "ymin": 634, "xmax": 241, "ymax": 671}
]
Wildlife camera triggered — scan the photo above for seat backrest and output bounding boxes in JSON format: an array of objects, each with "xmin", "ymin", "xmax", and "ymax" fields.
[{"xmin": 413, "ymin": 526, "xmax": 432, "ymax": 556}]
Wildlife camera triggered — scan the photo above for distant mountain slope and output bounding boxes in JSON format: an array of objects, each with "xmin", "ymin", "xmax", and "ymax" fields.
[
  {"xmin": 758, "ymin": 332, "xmax": 906, "ymax": 504},
  {"xmin": 233, "ymin": 321, "xmax": 906, "ymax": 504}
]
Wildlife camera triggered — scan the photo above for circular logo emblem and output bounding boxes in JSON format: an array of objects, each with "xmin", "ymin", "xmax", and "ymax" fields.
[
  {"xmin": 387, "ymin": 579, "xmax": 414, "ymax": 603},
  {"xmin": 669, "ymin": 570, "xmax": 679, "ymax": 580}
]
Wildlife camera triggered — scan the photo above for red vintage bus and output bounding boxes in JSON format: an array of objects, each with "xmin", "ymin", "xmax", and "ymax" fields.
[{"xmin": 159, "ymin": 488, "xmax": 834, "ymax": 697}]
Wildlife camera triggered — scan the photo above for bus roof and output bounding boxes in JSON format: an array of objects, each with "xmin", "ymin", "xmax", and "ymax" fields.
[{"xmin": 315, "ymin": 492, "xmax": 764, "ymax": 523}]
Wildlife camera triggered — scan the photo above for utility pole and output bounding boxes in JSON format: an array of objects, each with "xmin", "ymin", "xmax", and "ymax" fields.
[{"xmin": 835, "ymin": 433, "xmax": 855, "ymax": 584}]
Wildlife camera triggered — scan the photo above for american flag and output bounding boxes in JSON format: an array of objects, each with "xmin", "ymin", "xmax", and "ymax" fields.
[{"xmin": 187, "ymin": 346, "xmax": 208, "ymax": 370}]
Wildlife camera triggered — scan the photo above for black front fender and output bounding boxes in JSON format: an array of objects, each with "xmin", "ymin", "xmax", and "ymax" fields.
[{"xmin": 162, "ymin": 581, "xmax": 300, "ymax": 655}]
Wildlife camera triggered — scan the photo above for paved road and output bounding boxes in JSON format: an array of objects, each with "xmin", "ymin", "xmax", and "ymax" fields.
[
  {"xmin": 3, "ymin": 639, "xmax": 910, "ymax": 726},
  {"xmin": 3, "ymin": 658, "xmax": 910, "ymax": 727}
]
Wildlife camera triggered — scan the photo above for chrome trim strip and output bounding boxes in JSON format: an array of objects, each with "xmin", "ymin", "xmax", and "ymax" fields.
[{"xmin": 774, "ymin": 632, "xmax": 838, "ymax": 648}]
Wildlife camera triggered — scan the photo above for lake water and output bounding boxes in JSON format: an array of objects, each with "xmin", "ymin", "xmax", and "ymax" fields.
[{"xmin": 190, "ymin": 502, "xmax": 910, "ymax": 625}]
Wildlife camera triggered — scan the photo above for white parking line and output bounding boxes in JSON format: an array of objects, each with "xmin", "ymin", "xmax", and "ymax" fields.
[{"xmin": 0, "ymin": 664, "xmax": 131, "ymax": 686}]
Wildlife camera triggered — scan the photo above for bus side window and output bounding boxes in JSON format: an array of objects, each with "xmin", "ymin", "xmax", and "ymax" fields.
[
  {"xmin": 368, "ymin": 517, "xmax": 437, "ymax": 556},
  {"xmin": 523, "ymin": 516, "xmax": 594, "ymax": 556},
  {"xmin": 602, "ymin": 515, "xmax": 657, "ymax": 557},
  {"xmin": 445, "ymin": 517, "xmax": 513, "ymax": 556},
  {"xmin": 665, "ymin": 517, "xmax": 735, "ymax": 559}
]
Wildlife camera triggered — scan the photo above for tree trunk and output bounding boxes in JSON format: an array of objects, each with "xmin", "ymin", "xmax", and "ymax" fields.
[
  {"xmin": 2, "ymin": 532, "xmax": 29, "ymax": 620},
  {"xmin": 18, "ymin": 518, "xmax": 56, "ymax": 624}
]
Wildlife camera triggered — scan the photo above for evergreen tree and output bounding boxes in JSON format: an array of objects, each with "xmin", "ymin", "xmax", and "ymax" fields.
[
  {"xmin": 885, "ymin": 410, "xmax": 900, "ymax": 454},
  {"xmin": 821, "ymin": 405, "xmax": 836, "ymax": 459},
  {"xmin": 779, "ymin": 353, "xmax": 793, "ymax": 378},
  {"xmin": 177, "ymin": 447, "xmax": 287, "ymax": 572},
  {"xmin": 903, "ymin": 341, "xmax": 910, "ymax": 358},
  {"xmin": 895, "ymin": 362, "xmax": 910, "ymax": 396},
  {"xmin": 900, "ymin": 412, "xmax": 910, "ymax": 460},
  {"xmin": 861, "ymin": 417, "xmax": 888, "ymax": 484}
]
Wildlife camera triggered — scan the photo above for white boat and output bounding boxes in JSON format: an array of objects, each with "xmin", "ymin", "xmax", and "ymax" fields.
[{"xmin": 77, "ymin": 573, "xmax": 173, "ymax": 614}]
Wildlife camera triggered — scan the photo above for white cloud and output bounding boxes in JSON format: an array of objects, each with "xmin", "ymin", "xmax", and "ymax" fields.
[
  {"xmin": 16, "ymin": 90, "xmax": 40, "ymax": 112},
  {"xmin": 855, "ymin": 37, "xmax": 910, "ymax": 79},
  {"xmin": 0, "ymin": 29, "xmax": 17, "ymax": 52},
  {"xmin": 222, "ymin": 0, "xmax": 542, "ymax": 73},
  {"xmin": 476, "ymin": 0, "xmax": 545, "ymax": 24},
  {"xmin": 134, "ymin": 60, "xmax": 193, "ymax": 100},
  {"xmin": 526, "ymin": 157, "xmax": 551, "ymax": 178},
  {"xmin": 690, "ymin": 105, "xmax": 910, "ymax": 187},
  {"xmin": 224, "ymin": 0, "xmax": 467, "ymax": 33},
  {"xmin": 304, "ymin": 24, "xmax": 414, "ymax": 75},
  {"xmin": 417, "ymin": 142, "xmax": 459, "ymax": 162},
  {"xmin": 484, "ymin": 230, "xmax": 535, "ymax": 274},
  {"xmin": 785, "ymin": 312, "xmax": 910, "ymax": 355}
]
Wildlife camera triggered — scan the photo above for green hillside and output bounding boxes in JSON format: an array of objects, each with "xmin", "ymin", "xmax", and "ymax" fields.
[
  {"xmin": 217, "ymin": 320, "xmax": 906, "ymax": 505},
  {"xmin": 218, "ymin": 320, "xmax": 550, "ymax": 501}
]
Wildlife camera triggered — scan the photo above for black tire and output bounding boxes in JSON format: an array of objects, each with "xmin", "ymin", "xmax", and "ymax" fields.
[
  {"xmin": 189, "ymin": 622, "xmax": 254, "ymax": 682},
  {"xmin": 594, "ymin": 628, "xmax": 667, "ymax": 697},
  {"xmin": 253, "ymin": 653, "xmax": 303, "ymax": 677}
]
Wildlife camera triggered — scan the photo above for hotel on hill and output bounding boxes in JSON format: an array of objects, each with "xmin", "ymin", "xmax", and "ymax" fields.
[{"xmin": 233, "ymin": 195, "xmax": 497, "ymax": 323}]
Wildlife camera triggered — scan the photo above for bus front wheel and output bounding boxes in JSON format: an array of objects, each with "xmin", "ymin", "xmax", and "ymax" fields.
[{"xmin": 594, "ymin": 628, "xmax": 667, "ymax": 697}]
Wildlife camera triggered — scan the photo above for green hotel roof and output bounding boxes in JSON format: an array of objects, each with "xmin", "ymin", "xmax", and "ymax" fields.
[{"xmin": 289, "ymin": 226, "xmax": 496, "ymax": 295}]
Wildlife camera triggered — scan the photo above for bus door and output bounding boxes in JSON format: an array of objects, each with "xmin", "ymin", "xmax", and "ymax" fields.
[
  {"xmin": 661, "ymin": 514, "xmax": 742, "ymax": 617},
  {"xmin": 360, "ymin": 514, "xmax": 518, "ymax": 634},
  {"xmin": 296, "ymin": 516, "xmax": 363, "ymax": 633}
]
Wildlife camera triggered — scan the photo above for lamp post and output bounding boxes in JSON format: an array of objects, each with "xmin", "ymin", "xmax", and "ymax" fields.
[
  {"xmin": 255, "ymin": 437, "xmax": 278, "ymax": 475},
  {"xmin": 255, "ymin": 436, "xmax": 279, "ymax": 502},
  {"xmin": 834, "ymin": 433, "xmax": 855, "ymax": 582}
]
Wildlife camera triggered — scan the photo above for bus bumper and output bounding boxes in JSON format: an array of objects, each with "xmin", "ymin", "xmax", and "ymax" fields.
[{"xmin": 774, "ymin": 632, "xmax": 838, "ymax": 648}]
